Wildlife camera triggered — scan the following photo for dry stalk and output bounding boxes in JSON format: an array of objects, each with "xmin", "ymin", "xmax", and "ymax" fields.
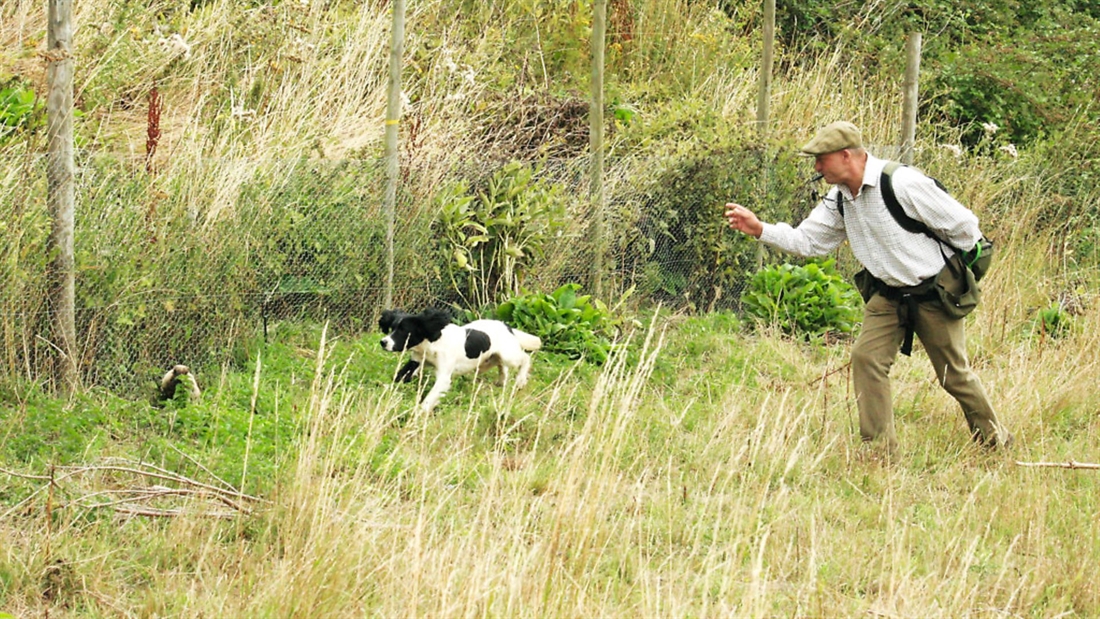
[
  {"xmin": 1015, "ymin": 460, "xmax": 1100, "ymax": 470},
  {"xmin": 2, "ymin": 456, "xmax": 270, "ymax": 522}
]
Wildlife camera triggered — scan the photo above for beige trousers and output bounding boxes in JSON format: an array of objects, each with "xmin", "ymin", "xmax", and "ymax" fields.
[{"xmin": 850, "ymin": 290, "xmax": 1011, "ymax": 453}]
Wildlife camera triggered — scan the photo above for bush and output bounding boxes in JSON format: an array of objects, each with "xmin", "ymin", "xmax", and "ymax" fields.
[
  {"xmin": 0, "ymin": 79, "xmax": 44, "ymax": 145},
  {"xmin": 494, "ymin": 284, "xmax": 616, "ymax": 363},
  {"xmin": 768, "ymin": 1, "xmax": 1100, "ymax": 148},
  {"xmin": 435, "ymin": 162, "xmax": 569, "ymax": 308},
  {"xmin": 740, "ymin": 258, "xmax": 862, "ymax": 339},
  {"xmin": 620, "ymin": 140, "xmax": 814, "ymax": 312},
  {"xmin": 1032, "ymin": 303, "xmax": 1075, "ymax": 339}
]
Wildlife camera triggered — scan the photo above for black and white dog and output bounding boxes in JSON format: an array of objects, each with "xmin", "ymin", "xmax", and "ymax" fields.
[
  {"xmin": 379, "ymin": 310, "xmax": 423, "ymax": 383},
  {"xmin": 379, "ymin": 309, "xmax": 542, "ymax": 412}
]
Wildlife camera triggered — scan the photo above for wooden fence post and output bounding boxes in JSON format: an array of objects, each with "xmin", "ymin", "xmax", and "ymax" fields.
[
  {"xmin": 756, "ymin": 0, "xmax": 775, "ymax": 134},
  {"xmin": 900, "ymin": 32, "xmax": 922, "ymax": 165},
  {"xmin": 755, "ymin": 0, "xmax": 775, "ymax": 270},
  {"xmin": 46, "ymin": 0, "xmax": 77, "ymax": 392},
  {"xmin": 383, "ymin": 0, "xmax": 406, "ymax": 310},
  {"xmin": 590, "ymin": 0, "xmax": 607, "ymax": 299}
]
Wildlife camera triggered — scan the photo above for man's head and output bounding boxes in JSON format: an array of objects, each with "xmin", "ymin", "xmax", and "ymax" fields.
[
  {"xmin": 800, "ymin": 121, "xmax": 862, "ymax": 156},
  {"xmin": 801, "ymin": 121, "xmax": 867, "ymax": 189}
]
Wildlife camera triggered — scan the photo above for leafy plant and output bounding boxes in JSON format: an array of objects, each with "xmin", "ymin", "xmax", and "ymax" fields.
[
  {"xmin": 740, "ymin": 258, "xmax": 862, "ymax": 339},
  {"xmin": 0, "ymin": 79, "xmax": 44, "ymax": 144},
  {"xmin": 623, "ymin": 139, "xmax": 812, "ymax": 312},
  {"xmin": 495, "ymin": 284, "xmax": 616, "ymax": 363},
  {"xmin": 436, "ymin": 162, "xmax": 568, "ymax": 308},
  {"xmin": 1032, "ymin": 303, "xmax": 1074, "ymax": 338}
]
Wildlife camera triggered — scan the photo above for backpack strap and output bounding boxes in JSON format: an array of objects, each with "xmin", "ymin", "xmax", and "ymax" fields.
[
  {"xmin": 879, "ymin": 161, "xmax": 942, "ymax": 240},
  {"xmin": 836, "ymin": 161, "xmax": 960, "ymax": 252}
]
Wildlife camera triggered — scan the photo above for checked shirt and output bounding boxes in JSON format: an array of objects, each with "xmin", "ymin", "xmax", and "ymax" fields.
[{"xmin": 758, "ymin": 154, "xmax": 982, "ymax": 288}]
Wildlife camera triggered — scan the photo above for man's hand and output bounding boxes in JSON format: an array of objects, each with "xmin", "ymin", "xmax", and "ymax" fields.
[{"xmin": 724, "ymin": 203, "xmax": 764, "ymax": 238}]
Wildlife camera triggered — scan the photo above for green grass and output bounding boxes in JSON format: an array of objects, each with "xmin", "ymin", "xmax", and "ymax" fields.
[{"xmin": 2, "ymin": 305, "xmax": 1099, "ymax": 616}]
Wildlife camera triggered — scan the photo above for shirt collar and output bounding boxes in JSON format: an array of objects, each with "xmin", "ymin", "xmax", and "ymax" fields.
[{"xmin": 862, "ymin": 153, "xmax": 886, "ymax": 189}]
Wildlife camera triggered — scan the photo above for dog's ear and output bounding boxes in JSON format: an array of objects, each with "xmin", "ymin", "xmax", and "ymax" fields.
[
  {"xmin": 379, "ymin": 309, "xmax": 398, "ymax": 332},
  {"xmin": 417, "ymin": 309, "xmax": 452, "ymax": 342}
]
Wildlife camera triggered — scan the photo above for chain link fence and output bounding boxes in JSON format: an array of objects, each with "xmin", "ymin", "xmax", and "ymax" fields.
[{"xmin": 2, "ymin": 146, "xmax": 818, "ymax": 393}]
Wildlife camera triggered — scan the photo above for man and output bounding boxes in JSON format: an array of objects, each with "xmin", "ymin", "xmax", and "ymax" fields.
[{"xmin": 724, "ymin": 121, "xmax": 1012, "ymax": 454}]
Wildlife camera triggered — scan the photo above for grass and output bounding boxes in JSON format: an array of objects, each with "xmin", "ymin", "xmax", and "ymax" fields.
[{"xmin": 1, "ymin": 297, "xmax": 1099, "ymax": 616}]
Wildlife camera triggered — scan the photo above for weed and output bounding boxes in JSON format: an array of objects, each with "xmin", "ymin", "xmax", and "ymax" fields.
[{"xmin": 740, "ymin": 258, "xmax": 862, "ymax": 339}]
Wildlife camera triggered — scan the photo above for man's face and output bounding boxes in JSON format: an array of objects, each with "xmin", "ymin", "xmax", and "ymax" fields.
[{"xmin": 813, "ymin": 150, "xmax": 848, "ymax": 184}]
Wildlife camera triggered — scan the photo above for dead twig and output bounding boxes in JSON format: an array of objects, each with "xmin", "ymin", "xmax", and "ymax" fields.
[
  {"xmin": 109, "ymin": 505, "xmax": 238, "ymax": 519},
  {"xmin": 1016, "ymin": 460, "xmax": 1100, "ymax": 470},
  {"xmin": 807, "ymin": 361, "xmax": 852, "ymax": 386},
  {"xmin": 3, "ymin": 456, "xmax": 269, "ymax": 522},
  {"xmin": 0, "ymin": 466, "xmax": 54, "ymax": 481},
  {"xmin": 59, "ymin": 460, "xmax": 269, "ymax": 505},
  {"xmin": 74, "ymin": 485, "xmax": 251, "ymax": 514}
]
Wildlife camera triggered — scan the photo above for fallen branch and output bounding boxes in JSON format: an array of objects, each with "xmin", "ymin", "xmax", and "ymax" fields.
[
  {"xmin": 1016, "ymin": 460, "xmax": 1100, "ymax": 470},
  {"xmin": 110, "ymin": 505, "xmax": 238, "ymax": 519},
  {"xmin": 59, "ymin": 460, "xmax": 269, "ymax": 505},
  {"xmin": 3, "ymin": 455, "xmax": 268, "ymax": 522},
  {"xmin": 74, "ymin": 485, "xmax": 252, "ymax": 515}
]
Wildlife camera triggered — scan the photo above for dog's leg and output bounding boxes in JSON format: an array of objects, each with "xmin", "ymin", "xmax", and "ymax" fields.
[
  {"xmin": 514, "ymin": 353, "xmax": 531, "ymax": 389},
  {"xmin": 420, "ymin": 371, "xmax": 452, "ymax": 413},
  {"xmin": 394, "ymin": 359, "xmax": 420, "ymax": 383},
  {"xmin": 477, "ymin": 355, "xmax": 505, "ymax": 386}
]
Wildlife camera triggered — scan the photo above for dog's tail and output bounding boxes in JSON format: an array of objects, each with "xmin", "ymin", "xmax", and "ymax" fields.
[{"xmin": 513, "ymin": 329, "xmax": 542, "ymax": 352}]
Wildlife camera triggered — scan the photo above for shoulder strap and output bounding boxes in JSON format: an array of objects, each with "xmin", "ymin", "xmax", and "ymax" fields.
[
  {"xmin": 836, "ymin": 162, "xmax": 951, "ymax": 246},
  {"xmin": 880, "ymin": 162, "xmax": 967, "ymax": 267},
  {"xmin": 880, "ymin": 161, "xmax": 939, "ymax": 240}
]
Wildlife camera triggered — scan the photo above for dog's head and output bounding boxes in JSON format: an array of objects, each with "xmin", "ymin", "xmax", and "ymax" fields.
[
  {"xmin": 379, "ymin": 309, "xmax": 413, "ymax": 334},
  {"xmin": 380, "ymin": 309, "xmax": 451, "ymax": 352}
]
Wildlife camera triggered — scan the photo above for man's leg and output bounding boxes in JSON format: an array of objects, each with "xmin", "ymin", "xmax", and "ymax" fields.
[
  {"xmin": 851, "ymin": 294, "xmax": 905, "ymax": 452},
  {"xmin": 914, "ymin": 301, "xmax": 1013, "ymax": 447}
]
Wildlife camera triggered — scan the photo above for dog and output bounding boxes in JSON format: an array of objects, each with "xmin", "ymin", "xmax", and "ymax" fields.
[
  {"xmin": 379, "ymin": 309, "xmax": 423, "ymax": 383},
  {"xmin": 379, "ymin": 308, "xmax": 541, "ymax": 412}
]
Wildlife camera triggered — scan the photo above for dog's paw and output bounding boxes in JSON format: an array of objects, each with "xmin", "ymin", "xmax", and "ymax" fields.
[{"xmin": 394, "ymin": 360, "xmax": 421, "ymax": 383}]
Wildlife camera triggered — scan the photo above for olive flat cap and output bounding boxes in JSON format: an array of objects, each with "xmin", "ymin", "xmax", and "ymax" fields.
[{"xmin": 800, "ymin": 121, "xmax": 863, "ymax": 155}]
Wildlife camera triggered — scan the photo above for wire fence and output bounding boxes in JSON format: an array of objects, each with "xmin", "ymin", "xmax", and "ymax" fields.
[{"xmin": 1, "ymin": 147, "xmax": 819, "ymax": 393}]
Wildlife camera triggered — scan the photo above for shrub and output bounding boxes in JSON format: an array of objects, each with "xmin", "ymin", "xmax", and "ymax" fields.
[
  {"xmin": 620, "ymin": 140, "xmax": 813, "ymax": 312},
  {"xmin": 0, "ymin": 79, "xmax": 44, "ymax": 145},
  {"xmin": 435, "ymin": 162, "xmax": 568, "ymax": 308},
  {"xmin": 740, "ymin": 258, "xmax": 862, "ymax": 339},
  {"xmin": 494, "ymin": 284, "xmax": 616, "ymax": 363},
  {"xmin": 1032, "ymin": 303, "xmax": 1075, "ymax": 339}
]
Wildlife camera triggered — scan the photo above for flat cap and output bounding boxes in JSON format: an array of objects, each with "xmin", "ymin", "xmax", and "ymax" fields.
[{"xmin": 800, "ymin": 121, "xmax": 862, "ymax": 155}]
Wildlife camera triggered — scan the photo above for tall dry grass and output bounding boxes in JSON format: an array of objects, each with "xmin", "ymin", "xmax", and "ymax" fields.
[{"xmin": 3, "ymin": 302, "xmax": 1099, "ymax": 616}]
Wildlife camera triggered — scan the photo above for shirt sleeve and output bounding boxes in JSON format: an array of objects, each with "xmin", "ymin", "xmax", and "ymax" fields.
[
  {"xmin": 890, "ymin": 167, "xmax": 982, "ymax": 251},
  {"xmin": 758, "ymin": 191, "xmax": 848, "ymax": 258}
]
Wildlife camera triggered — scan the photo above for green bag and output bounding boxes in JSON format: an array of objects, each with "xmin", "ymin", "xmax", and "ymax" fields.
[
  {"xmin": 961, "ymin": 236, "xmax": 994, "ymax": 282},
  {"xmin": 935, "ymin": 252, "xmax": 981, "ymax": 319}
]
